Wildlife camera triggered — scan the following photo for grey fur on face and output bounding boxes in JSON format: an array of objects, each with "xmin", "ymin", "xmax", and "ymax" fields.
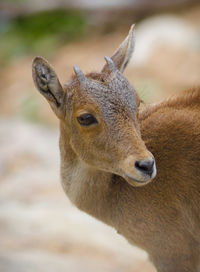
[{"xmin": 77, "ymin": 70, "xmax": 137, "ymax": 124}]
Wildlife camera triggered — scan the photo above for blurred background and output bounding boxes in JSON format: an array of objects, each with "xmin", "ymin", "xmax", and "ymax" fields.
[{"xmin": 0, "ymin": 0, "xmax": 200, "ymax": 271}]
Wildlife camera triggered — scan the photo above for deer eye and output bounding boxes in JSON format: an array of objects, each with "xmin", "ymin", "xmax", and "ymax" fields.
[{"xmin": 77, "ymin": 113, "xmax": 98, "ymax": 126}]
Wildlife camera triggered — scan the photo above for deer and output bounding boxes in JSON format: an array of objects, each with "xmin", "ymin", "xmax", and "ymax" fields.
[{"xmin": 32, "ymin": 25, "xmax": 200, "ymax": 272}]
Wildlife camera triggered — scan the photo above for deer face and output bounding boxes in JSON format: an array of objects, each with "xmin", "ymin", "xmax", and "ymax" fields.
[{"xmin": 32, "ymin": 25, "xmax": 156, "ymax": 186}]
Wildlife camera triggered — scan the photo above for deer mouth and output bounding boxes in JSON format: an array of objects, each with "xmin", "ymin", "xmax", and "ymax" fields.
[
  {"xmin": 120, "ymin": 155, "xmax": 157, "ymax": 186},
  {"xmin": 122, "ymin": 167, "xmax": 156, "ymax": 187}
]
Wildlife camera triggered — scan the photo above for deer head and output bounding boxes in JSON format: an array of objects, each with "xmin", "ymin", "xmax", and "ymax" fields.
[{"xmin": 32, "ymin": 25, "xmax": 156, "ymax": 186}]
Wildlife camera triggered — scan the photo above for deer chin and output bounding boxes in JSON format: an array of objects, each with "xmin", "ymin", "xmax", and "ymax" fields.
[
  {"xmin": 122, "ymin": 171, "xmax": 156, "ymax": 187},
  {"xmin": 119, "ymin": 155, "xmax": 157, "ymax": 187}
]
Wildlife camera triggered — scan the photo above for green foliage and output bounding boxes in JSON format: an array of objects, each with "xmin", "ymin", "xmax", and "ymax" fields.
[
  {"xmin": 133, "ymin": 79, "xmax": 160, "ymax": 103},
  {"xmin": 18, "ymin": 93, "xmax": 41, "ymax": 123},
  {"xmin": 0, "ymin": 9, "xmax": 87, "ymax": 64}
]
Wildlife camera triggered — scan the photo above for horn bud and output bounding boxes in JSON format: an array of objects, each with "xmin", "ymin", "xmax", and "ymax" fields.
[
  {"xmin": 104, "ymin": 56, "xmax": 117, "ymax": 73},
  {"xmin": 73, "ymin": 66, "xmax": 86, "ymax": 83}
]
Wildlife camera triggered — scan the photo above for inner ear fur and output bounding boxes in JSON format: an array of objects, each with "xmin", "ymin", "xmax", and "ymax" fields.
[
  {"xmin": 32, "ymin": 56, "xmax": 65, "ymax": 118},
  {"xmin": 102, "ymin": 24, "xmax": 135, "ymax": 74}
]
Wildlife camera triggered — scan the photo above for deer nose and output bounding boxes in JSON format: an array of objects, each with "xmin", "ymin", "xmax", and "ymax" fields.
[{"xmin": 135, "ymin": 158, "xmax": 155, "ymax": 176}]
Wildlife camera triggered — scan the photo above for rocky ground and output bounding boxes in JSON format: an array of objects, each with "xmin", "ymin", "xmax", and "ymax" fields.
[
  {"xmin": 0, "ymin": 119, "xmax": 155, "ymax": 272},
  {"xmin": 0, "ymin": 5, "xmax": 200, "ymax": 272}
]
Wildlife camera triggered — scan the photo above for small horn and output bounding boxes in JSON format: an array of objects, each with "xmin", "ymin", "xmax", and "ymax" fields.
[
  {"xmin": 104, "ymin": 56, "xmax": 117, "ymax": 73},
  {"xmin": 73, "ymin": 66, "xmax": 86, "ymax": 83}
]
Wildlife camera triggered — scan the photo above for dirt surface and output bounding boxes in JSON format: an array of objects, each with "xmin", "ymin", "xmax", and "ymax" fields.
[
  {"xmin": 0, "ymin": 6, "xmax": 200, "ymax": 272},
  {"xmin": 0, "ymin": 119, "xmax": 155, "ymax": 272}
]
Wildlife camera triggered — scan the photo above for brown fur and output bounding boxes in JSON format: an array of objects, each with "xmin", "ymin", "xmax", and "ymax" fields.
[{"xmin": 32, "ymin": 25, "xmax": 200, "ymax": 272}]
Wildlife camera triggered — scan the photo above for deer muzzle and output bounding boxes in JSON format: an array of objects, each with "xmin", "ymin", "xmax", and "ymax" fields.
[{"xmin": 120, "ymin": 154, "xmax": 157, "ymax": 186}]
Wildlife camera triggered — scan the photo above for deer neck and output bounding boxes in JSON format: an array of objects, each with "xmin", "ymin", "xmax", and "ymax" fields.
[{"xmin": 59, "ymin": 122, "xmax": 119, "ymax": 226}]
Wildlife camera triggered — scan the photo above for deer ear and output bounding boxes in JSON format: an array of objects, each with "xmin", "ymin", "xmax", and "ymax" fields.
[
  {"xmin": 32, "ymin": 57, "xmax": 65, "ymax": 118},
  {"xmin": 102, "ymin": 24, "xmax": 135, "ymax": 74}
]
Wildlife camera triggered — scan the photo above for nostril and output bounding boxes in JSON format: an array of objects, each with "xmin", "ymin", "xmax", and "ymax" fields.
[{"xmin": 135, "ymin": 159, "xmax": 154, "ymax": 176}]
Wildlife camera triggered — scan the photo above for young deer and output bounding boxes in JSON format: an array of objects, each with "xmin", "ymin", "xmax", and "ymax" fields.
[{"xmin": 32, "ymin": 25, "xmax": 200, "ymax": 272}]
